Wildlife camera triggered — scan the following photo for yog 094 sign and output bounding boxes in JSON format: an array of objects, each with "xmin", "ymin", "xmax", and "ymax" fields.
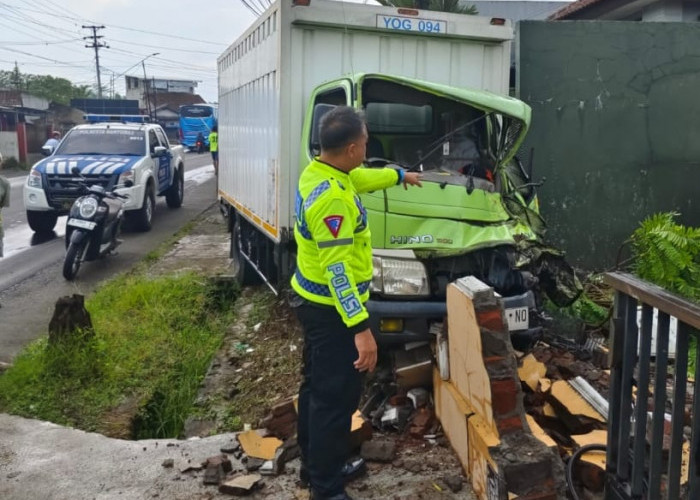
[{"xmin": 376, "ymin": 14, "xmax": 447, "ymax": 34}]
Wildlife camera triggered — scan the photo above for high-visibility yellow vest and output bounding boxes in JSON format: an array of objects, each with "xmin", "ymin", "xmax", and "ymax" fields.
[
  {"xmin": 208, "ymin": 132, "xmax": 218, "ymax": 152},
  {"xmin": 291, "ymin": 159, "xmax": 400, "ymax": 328}
]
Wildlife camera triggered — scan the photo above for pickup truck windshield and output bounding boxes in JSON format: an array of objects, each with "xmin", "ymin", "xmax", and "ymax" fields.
[{"xmin": 55, "ymin": 129, "xmax": 146, "ymax": 156}]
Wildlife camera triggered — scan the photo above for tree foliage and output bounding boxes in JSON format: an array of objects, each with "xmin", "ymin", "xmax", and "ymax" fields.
[
  {"xmin": 630, "ymin": 212, "xmax": 700, "ymax": 301},
  {"xmin": 374, "ymin": 0, "xmax": 478, "ymax": 15},
  {"xmin": 630, "ymin": 212, "xmax": 700, "ymax": 375},
  {"xmin": 0, "ymin": 68, "xmax": 95, "ymax": 105}
]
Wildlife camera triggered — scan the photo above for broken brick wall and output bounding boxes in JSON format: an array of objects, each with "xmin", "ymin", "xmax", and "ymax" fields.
[{"xmin": 435, "ymin": 276, "xmax": 567, "ymax": 500}]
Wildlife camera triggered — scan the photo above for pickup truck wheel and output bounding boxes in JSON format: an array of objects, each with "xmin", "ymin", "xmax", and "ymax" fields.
[
  {"xmin": 26, "ymin": 210, "xmax": 58, "ymax": 233},
  {"xmin": 165, "ymin": 167, "xmax": 184, "ymax": 208},
  {"xmin": 132, "ymin": 187, "xmax": 155, "ymax": 232}
]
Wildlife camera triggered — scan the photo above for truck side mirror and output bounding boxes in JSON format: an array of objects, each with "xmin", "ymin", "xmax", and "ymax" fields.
[
  {"xmin": 152, "ymin": 146, "xmax": 167, "ymax": 157},
  {"xmin": 41, "ymin": 145, "xmax": 54, "ymax": 156}
]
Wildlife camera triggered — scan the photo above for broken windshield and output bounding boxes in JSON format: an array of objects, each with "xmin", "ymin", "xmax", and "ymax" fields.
[{"xmin": 361, "ymin": 77, "xmax": 527, "ymax": 181}]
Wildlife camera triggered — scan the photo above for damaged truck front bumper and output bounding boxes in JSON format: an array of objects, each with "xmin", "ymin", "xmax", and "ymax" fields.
[{"xmin": 367, "ymin": 290, "xmax": 539, "ymax": 346}]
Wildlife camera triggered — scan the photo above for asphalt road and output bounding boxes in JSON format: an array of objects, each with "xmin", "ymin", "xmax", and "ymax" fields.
[{"xmin": 0, "ymin": 152, "xmax": 219, "ymax": 363}]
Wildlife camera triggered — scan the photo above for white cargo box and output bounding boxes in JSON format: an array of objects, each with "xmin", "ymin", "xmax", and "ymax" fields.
[{"xmin": 217, "ymin": 0, "xmax": 513, "ymax": 242}]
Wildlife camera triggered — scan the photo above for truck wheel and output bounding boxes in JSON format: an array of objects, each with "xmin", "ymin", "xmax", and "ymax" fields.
[
  {"xmin": 26, "ymin": 210, "xmax": 58, "ymax": 233},
  {"xmin": 165, "ymin": 166, "xmax": 184, "ymax": 208},
  {"xmin": 132, "ymin": 186, "xmax": 155, "ymax": 232},
  {"xmin": 63, "ymin": 239, "xmax": 88, "ymax": 280},
  {"xmin": 232, "ymin": 216, "xmax": 260, "ymax": 286}
]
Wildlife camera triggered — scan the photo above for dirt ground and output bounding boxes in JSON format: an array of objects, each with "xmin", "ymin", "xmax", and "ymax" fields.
[{"xmin": 152, "ymin": 205, "xmax": 474, "ymax": 499}]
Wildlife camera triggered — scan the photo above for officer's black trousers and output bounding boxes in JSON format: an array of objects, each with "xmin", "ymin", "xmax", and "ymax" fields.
[{"xmin": 295, "ymin": 302, "xmax": 364, "ymax": 497}]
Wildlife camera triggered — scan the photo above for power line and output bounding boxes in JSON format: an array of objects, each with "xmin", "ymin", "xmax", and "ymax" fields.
[
  {"xmin": 2, "ymin": 2, "xmax": 227, "ymax": 47},
  {"xmin": 83, "ymin": 25, "xmax": 108, "ymax": 98}
]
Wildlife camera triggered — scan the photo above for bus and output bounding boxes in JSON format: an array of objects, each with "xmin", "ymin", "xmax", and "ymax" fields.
[{"xmin": 178, "ymin": 104, "xmax": 217, "ymax": 150}]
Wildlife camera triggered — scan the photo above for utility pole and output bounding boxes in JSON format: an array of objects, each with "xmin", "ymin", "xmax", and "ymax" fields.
[
  {"xmin": 83, "ymin": 25, "xmax": 108, "ymax": 98},
  {"xmin": 142, "ymin": 60, "xmax": 152, "ymax": 120}
]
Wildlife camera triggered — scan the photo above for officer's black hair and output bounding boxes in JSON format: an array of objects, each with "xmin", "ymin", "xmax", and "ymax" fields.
[
  {"xmin": 319, "ymin": 106, "xmax": 365, "ymax": 153},
  {"xmin": 212, "ymin": 125, "xmax": 218, "ymax": 132}
]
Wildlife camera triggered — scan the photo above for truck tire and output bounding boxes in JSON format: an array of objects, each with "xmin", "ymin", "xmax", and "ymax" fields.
[
  {"xmin": 165, "ymin": 166, "xmax": 184, "ymax": 208},
  {"xmin": 63, "ymin": 238, "xmax": 88, "ymax": 280},
  {"xmin": 232, "ymin": 215, "xmax": 261, "ymax": 286},
  {"xmin": 132, "ymin": 185, "xmax": 155, "ymax": 232},
  {"xmin": 26, "ymin": 210, "xmax": 58, "ymax": 234}
]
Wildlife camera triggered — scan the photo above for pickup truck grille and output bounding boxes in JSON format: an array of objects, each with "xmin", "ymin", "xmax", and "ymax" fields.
[{"xmin": 45, "ymin": 173, "xmax": 117, "ymax": 212}]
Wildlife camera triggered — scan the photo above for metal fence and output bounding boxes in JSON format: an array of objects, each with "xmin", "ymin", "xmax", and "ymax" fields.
[{"xmin": 604, "ymin": 272, "xmax": 700, "ymax": 499}]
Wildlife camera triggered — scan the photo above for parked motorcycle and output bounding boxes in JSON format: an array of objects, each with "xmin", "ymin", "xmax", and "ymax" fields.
[{"xmin": 62, "ymin": 168, "xmax": 131, "ymax": 280}]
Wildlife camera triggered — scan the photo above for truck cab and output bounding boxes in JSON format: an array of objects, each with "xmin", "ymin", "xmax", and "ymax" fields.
[{"xmin": 300, "ymin": 74, "xmax": 560, "ymax": 344}]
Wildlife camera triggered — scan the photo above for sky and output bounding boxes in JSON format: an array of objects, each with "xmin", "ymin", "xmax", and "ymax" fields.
[
  {"xmin": 0, "ymin": 0, "xmax": 570, "ymax": 104},
  {"xmin": 0, "ymin": 0, "xmax": 259, "ymax": 103}
]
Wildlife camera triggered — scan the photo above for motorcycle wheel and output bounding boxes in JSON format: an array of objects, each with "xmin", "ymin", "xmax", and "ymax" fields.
[{"xmin": 63, "ymin": 239, "xmax": 88, "ymax": 280}]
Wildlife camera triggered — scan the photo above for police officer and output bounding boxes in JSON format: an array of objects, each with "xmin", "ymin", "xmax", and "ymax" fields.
[{"xmin": 291, "ymin": 106, "xmax": 422, "ymax": 500}]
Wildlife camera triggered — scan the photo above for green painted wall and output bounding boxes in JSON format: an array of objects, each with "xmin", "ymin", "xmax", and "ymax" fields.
[{"xmin": 517, "ymin": 21, "xmax": 700, "ymax": 269}]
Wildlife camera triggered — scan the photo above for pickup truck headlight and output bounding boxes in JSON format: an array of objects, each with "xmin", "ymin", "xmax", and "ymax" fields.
[
  {"xmin": 118, "ymin": 168, "xmax": 134, "ymax": 185},
  {"xmin": 27, "ymin": 169, "xmax": 42, "ymax": 188},
  {"xmin": 370, "ymin": 256, "xmax": 430, "ymax": 297}
]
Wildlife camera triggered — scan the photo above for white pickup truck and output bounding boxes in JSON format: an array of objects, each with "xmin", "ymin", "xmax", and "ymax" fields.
[{"xmin": 24, "ymin": 122, "xmax": 185, "ymax": 233}]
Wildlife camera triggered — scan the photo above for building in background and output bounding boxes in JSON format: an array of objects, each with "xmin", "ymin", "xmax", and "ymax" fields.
[
  {"xmin": 125, "ymin": 76, "xmax": 199, "ymax": 110},
  {"xmin": 549, "ymin": 0, "xmax": 700, "ymax": 20}
]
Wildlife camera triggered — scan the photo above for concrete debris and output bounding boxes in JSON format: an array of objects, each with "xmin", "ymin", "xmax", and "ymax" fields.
[
  {"xmin": 261, "ymin": 398, "xmax": 297, "ymax": 440},
  {"xmin": 393, "ymin": 344, "xmax": 433, "ymax": 390},
  {"xmin": 519, "ymin": 354, "xmax": 547, "ymax": 392},
  {"xmin": 441, "ymin": 475, "xmax": 463, "ymax": 493},
  {"xmin": 408, "ymin": 407, "xmax": 435, "ymax": 439},
  {"xmin": 237, "ymin": 430, "xmax": 282, "ymax": 460},
  {"xmin": 548, "ymin": 380, "xmax": 606, "ymax": 433},
  {"xmin": 203, "ymin": 463, "xmax": 225, "ymax": 485},
  {"xmin": 360, "ymin": 438, "xmax": 396, "ymax": 463},
  {"xmin": 407, "ymin": 387, "xmax": 430, "ymax": 409},
  {"xmin": 203, "ymin": 454, "xmax": 233, "ymax": 473},
  {"xmin": 218, "ymin": 473, "xmax": 262, "ymax": 495},
  {"xmin": 244, "ymin": 457, "xmax": 265, "ymax": 472}
]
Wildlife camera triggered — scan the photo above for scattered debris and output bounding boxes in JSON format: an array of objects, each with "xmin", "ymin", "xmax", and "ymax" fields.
[
  {"xmin": 360, "ymin": 438, "xmax": 396, "ymax": 463},
  {"xmin": 218, "ymin": 473, "xmax": 262, "ymax": 495},
  {"xmin": 237, "ymin": 430, "xmax": 282, "ymax": 460}
]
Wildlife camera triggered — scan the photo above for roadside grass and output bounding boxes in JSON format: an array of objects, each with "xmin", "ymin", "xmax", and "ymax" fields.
[{"xmin": 0, "ymin": 273, "xmax": 238, "ymax": 439}]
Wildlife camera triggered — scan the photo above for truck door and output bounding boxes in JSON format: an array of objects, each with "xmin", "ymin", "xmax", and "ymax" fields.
[
  {"xmin": 300, "ymin": 79, "xmax": 386, "ymax": 248},
  {"xmin": 152, "ymin": 128, "xmax": 171, "ymax": 194}
]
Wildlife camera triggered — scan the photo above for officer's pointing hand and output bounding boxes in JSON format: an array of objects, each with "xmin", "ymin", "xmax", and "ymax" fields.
[
  {"xmin": 354, "ymin": 328, "xmax": 378, "ymax": 373},
  {"xmin": 403, "ymin": 171, "xmax": 423, "ymax": 190}
]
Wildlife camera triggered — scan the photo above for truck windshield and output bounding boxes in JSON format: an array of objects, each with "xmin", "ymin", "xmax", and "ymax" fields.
[{"xmin": 55, "ymin": 129, "xmax": 146, "ymax": 156}]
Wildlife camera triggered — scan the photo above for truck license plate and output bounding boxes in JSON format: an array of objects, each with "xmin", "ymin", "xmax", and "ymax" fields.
[
  {"xmin": 67, "ymin": 218, "xmax": 96, "ymax": 230},
  {"xmin": 505, "ymin": 306, "xmax": 528, "ymax": 332},
  {"xmin": 376, "ymin": 15, "xmax": 447, "ymax": 34}
]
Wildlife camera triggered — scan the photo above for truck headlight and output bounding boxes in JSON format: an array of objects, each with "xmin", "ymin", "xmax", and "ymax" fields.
[
  {"xmin": 78, "ymin": 197, "xmax": 99, "ymax": 219},
  {"xmin": 27, "ymin": 169, "xmax": 42, "ymax": 188},
  {"xmin": 370, "ymin": 256, "xmax": 430, "ymax": 297}
]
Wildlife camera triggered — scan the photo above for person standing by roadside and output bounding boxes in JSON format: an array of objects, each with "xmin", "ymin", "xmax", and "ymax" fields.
[
  {"xmin": 0, "ymin": 174, "xmax": 9, "ymax": 260},
  {"xmin": 290, "ymin": 106, "xmax": 422, "ymax": 500},
  {"xmin": 43, "ymin": 131, "xmax": 61, "ymax": 151},
  {"xmin": 208, "ymin": 125, "xmax": 219, "ymax": 176}
]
